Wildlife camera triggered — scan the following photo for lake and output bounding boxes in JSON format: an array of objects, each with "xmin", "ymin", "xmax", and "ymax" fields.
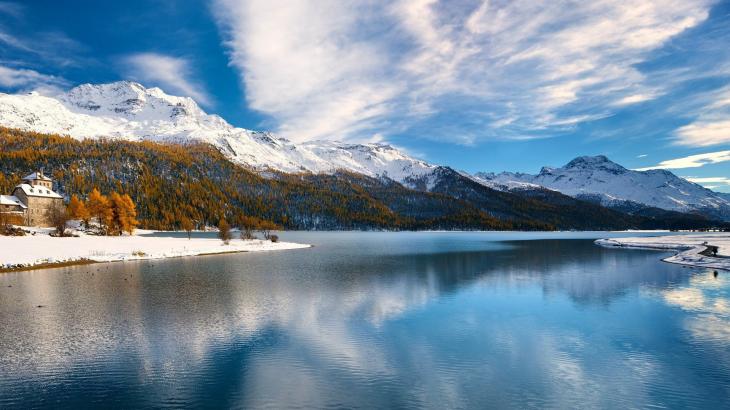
[{"xmin": 0, "ymin": 231, "xmax": 728, "ymax": 409}]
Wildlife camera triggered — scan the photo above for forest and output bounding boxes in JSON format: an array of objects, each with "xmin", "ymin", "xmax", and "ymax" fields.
[{"xmin": 0, "ymin": 127, "xmax": 724, "ymax": 231}]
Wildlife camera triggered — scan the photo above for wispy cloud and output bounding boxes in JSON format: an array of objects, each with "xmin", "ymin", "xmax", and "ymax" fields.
[
  {"xmin": 613, "ymin": 93, "xmax": 661, "ymax": 106},
  {"xmin": 0, "ymin": 27, "xmax": 87, "ymax": 69},
  {"xmin": 0, "ymin": 65, "xmax": 68, "ymax": 93},
  {"xmin": 674, "ymin": 86, "xmax": 730, "ymax": 147},
  {"xmin": 212, "ymin": 0, "xmax": 400, "ymax": 141},
  {"xmin": 212, "ymin": 0, "xmax": 714, "ymax": 142},
  {"xmin": 683, "ymin": 176, "xmax": 730, "ymax": 189},
  {"xmin": 635, "ymin": 150, "xmax": 730, "ymax": 170},
  {"xmin": 121, "ymin": 53, "xmax": 212, "ymax": 106},
  {"xmin": 0, "ymin": 1, "xmax": 23, "ymax": 19}
]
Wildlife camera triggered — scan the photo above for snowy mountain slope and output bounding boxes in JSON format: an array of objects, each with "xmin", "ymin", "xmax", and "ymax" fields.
[
  {"xmin": 476, "ymin": 155, "xmax": 730, "ymax": 219},
  {"xmin": 0, "ymin": 81, "xmax": 436, "ymax": 182},
  {"xmin": 2, "ymin": 82, "xmax": 728, "ymax": 222}
]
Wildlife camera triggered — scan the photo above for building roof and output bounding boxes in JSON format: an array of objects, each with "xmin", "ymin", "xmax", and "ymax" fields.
[
  {"xmin": 0, "ymin": 195, "xmax": 27, "ymax": 209},
  {"xmin": 23, "ymin": 172, "xmax": 52, "ymax": 181},
  {"xmin": 13, "ymin": 184, "xmax": 63, "ymax": 199}
]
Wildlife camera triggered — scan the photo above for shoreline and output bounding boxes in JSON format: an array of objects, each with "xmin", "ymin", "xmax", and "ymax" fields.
[
  {"xmin": 0, "ymin": 231, "xmax": 311, "ymax": 273},
  {"xmin": 0, "ymin": 259, "xmax": 97, "ymax": 273},
  {"xmin": 595, "ymin": 233, "xmax": 730, "ymax": 271}
]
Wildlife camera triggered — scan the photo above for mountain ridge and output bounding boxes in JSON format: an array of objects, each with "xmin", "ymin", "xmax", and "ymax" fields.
[
  {"xmin": 0, "ymin": 81, "xmax": 437, "ymax": 182},
  {"xmin": 477, "ymin": 156, "xmax": 730, "ymax": 221},
  {"xmin": 1, "ymin": 81, "xmax": 728, "ymax": 221}
]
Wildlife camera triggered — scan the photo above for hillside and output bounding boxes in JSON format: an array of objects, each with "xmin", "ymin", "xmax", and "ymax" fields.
[
  {"xmin": 0, "ymin": 82, "xmax": 437, "ymax": 182},
  {"xmin": 0, "ymin": 128, "xmax": 723, "ymax": 231},
  {"xmin": 2, "ymin": 81, "xmax": 729, "ymax": 226},
  {"xmin": 0, "ymin": 128, "xmax": 535, "ymax": 230}
]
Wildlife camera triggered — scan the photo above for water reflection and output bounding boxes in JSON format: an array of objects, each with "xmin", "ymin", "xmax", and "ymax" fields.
[
  {"xmin": 661, "ymin": 272, "xmax": 730, "ymax": 344},
  {"xmin": 0, "ymin": 233, "xmax": 727, "ymax": 408}
]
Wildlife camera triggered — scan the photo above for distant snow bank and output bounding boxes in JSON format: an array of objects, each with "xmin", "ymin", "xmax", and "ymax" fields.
[
  {"xmin": 0, "ymin": 229, "xmax": 310, "ymax": 270},
  {"xmin": 596, "ymin": 233, "xmax": 730, "ymax": 271}
]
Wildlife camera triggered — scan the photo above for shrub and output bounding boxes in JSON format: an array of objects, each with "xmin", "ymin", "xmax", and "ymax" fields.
[
  {"xmin": 269, "ymin": 234, "xmax": 279, "ymax": 243},
  {"xmin": 217, "ymin": 219, "xmax": 232, "ymax": 244}
]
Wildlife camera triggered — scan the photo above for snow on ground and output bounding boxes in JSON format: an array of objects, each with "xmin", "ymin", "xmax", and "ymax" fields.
[
  {"xmin": 596, "ymin": 233, "xmax": 730, "ymax": 271},
  {"xmin": 0, "ymin": 229, "xmax": 310, "ymax": 270}
]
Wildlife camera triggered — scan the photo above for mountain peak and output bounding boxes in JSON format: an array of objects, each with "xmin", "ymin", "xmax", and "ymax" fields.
[
  {"xmin": 0, "ymin": 81, "xmax": 438, "ymax": 183},
  {"xmin": 475, "ymin": 154, "xmax": 730, "ymax": 218},
  {"xmin": 58, "ymin": 81, "xmax": 204, "ymax": 120},
  {"xmin": 564, "ymin": 155, "xmax": 626, "ymax": 172}
]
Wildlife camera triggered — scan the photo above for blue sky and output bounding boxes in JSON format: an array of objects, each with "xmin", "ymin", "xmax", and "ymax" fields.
[{"xmin": 1, "ymin": 0, "xmax": 730, "ymax": 192}]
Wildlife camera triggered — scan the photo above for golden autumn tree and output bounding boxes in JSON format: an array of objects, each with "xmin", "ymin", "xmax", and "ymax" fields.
[
  {"xmin": 237, "ymin": 215, "xmax": 260, "ymax": 240},
  {"xmin": 217, "ymin": 219, "xmax": 232, "ymax": 244},
  {"xmin": 66, "ymin": 194, "xmax": 90, "ymax": 226},
  {"xmin": 109, "ymin": 192, "xmax": 138, "ymax": 235},
  {"xmin": 120, "ymin": 193, "xmax": 139, "ymax": 234},
  {"xmin": 179, "ymin": 216, "xmax": 194, "ymax": 240},
  {"xmin": 86, "ymin": 188, "xmax": 112, "ymax": 234}
]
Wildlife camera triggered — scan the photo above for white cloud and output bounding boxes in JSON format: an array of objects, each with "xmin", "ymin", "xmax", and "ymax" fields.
[
  {"xmin": 676, "ymin": 120, "xmax": 730, "ymax": 146},
  {"xmin": 674, "ymin": 86, "xmax": 730, "ymax": 147},
  {"xmin": 212, "ymin": 0, "xmax": 714, "ymax": 142},
  {"xmin": 121, "ymin": 53, "xmax": 212, "ymax": 106},
  {"xmin": 0, "ymin": 30, "xmax": 32, "ymax": 52},
  {"xmin": 635, "ymin": 150, "xmax": 730, "ymax": 170},
  {"xmin": 614, "ymin": 93, "xmax": 659, "ymax": 106},
  {"xmin": 0, "ymin": 65, "xmax": 67, "ymax": 93},
  {"xmin": 212, "ymin": 0, "xmax": 401, "ymax": 141},
  {"xmin": 683, "ymin": 176, "xmax": 730, "ymax": 188}
]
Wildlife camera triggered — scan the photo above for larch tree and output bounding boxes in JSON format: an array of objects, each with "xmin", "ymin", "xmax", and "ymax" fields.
[
  {"xmin": 238, "ymin": 215, "xmax": 260, "ymax": 240},
  {"xmin": 109, "ymin": 192, "xmax": 139, "ymax": 235},
  {"xmin": 86, "ymin": 188, "xmax": 112, "ymax": 234},
  {"xmin": 180, "ymin": 216, "xmax": 194, "ymax": 240},
  {"xmin": 66, "ymin": 194, "xmax": 90, "ymax": 227},
  {"xmin": 217, "ymin": 219, "xmax": 232, "ymax": 244},
  {"xmin": 120, "ymin": 193, "xmax": 139, "ymax": 235}
]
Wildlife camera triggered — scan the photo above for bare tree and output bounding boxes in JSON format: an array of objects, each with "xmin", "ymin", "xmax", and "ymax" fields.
[
  {"xmin": 46, "ymin": 205, "xmax": 70, "ymax": 237},
  {"xmin": 258, "ymin": 220, "xmax": 279, "ymax": 240},
  {"xmin": 238, "ymin": 216, "xmax": 259, "ymax": 240}
]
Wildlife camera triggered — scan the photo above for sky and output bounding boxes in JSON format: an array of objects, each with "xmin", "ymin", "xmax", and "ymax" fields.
[{"xmin": 1, "ymin": 0, "xmax": 730, "ymax": 192}]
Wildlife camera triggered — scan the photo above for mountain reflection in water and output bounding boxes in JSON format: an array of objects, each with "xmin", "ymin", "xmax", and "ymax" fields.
[{"xmin": 0, "ymin": 232, "xmax": 727, "ymax": 409}]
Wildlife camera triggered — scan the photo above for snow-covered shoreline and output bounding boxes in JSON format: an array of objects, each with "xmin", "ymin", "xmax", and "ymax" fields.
[
  {"xmin": 0, "ymin": 230, "xmax": 310, "ymax": 271},
  {"xmin": 595, "ymin": 233, "xmax": 730, "ymax": 271}
]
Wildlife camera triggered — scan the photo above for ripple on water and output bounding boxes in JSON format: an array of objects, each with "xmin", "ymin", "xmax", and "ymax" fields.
[{"xmin": 1, "ymin": 234, "xmax": 729, "ymax": 408}]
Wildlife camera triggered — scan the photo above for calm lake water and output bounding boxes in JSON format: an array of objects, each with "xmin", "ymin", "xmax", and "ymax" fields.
[{"xmin": 1, "ymin": 231, "xmax": 729, "ymax": 409}]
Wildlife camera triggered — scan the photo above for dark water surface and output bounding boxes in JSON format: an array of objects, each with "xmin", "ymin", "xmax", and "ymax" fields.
[{"xmin": 1, "ymin": 232, "xmax": 729, "ymax": 409}]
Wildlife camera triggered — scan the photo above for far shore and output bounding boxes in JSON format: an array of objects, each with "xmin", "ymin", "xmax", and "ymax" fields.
[
  {"xmin": 0, "ymin": 228, "xmax": 311, "ymax": 273},
  {"xmin": 596, "ymin": 233, "xmax": 730, "ymax": 271}
]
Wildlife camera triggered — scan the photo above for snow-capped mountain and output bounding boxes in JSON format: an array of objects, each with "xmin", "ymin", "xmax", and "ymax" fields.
[
  {"xmin": 2, "ymin": 82, "xmax": 729, "ymax": 222},
  {"xmin": 0, "ymin": 81, "xmax": 436, "ymax": 182},
  {"xmin": 476, "ymin": 155, "xmax": 730, "ymax": 219}
]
